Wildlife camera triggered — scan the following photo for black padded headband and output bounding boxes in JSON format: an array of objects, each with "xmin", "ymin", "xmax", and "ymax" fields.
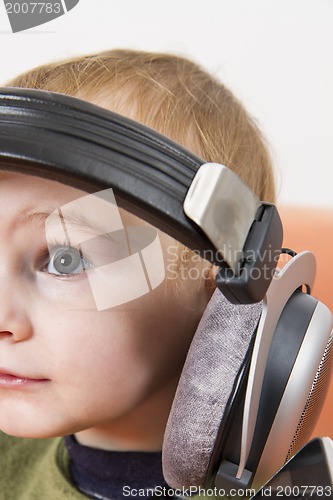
[
  {"xmin": 0, "ymin": 88, "xmax": 283, "ymax": 304},
  {"xmin": 0, "ymin": 88, "xmax": 206, "ymax": 252}
]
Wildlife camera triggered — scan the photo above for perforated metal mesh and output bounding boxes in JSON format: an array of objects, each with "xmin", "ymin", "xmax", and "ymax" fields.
[{"xmin": 286, "ymin": 332, "xmax": 333, "ymax": 462}]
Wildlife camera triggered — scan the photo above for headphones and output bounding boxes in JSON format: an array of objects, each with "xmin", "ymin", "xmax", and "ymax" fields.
[{"xmin": 0, "ymin": 88, "xmax": 332, "ymax": 493}]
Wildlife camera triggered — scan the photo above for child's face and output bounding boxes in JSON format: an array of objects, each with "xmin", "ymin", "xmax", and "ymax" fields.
[{"xmin": 0, "ymin": 172, "xmax": 209, "ymax": 449}]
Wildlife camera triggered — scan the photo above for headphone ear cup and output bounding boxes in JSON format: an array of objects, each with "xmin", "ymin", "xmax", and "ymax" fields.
[
  {"xmin": 286, "ymin": 330, "xmax": 333, "ymax": 459},
  {"xmin": 249, "ymin": 295, "xmax": 333, "ymax": 489},
  {"xmin": 162, "ymin": 289, "xmax": 262, "ymax": 488}
]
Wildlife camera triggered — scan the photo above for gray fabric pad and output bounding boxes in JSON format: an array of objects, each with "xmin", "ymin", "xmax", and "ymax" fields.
[{"xmin": 162, "ymin": 288, "xmax": 262, "ymax": 488}]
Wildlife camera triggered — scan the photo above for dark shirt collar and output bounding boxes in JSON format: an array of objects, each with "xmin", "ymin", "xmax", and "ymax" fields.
[{"xmin": 65, "ymin": 434, "xmax": 171, "ymax": 500}]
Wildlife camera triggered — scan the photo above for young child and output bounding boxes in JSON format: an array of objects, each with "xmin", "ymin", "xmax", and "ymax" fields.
[{"xmin": 0, "ymin": 50, "xmax": 276, "ymax": 499}]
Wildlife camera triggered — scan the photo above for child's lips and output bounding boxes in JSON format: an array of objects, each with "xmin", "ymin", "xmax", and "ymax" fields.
[{"xmin": 0, "ymin": 368, "xmax": 50, "ymax": 388}]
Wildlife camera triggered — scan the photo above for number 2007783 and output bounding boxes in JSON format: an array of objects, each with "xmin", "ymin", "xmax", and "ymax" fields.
[{"xmin": 5, "ymin": 2, "xmax": 62, "ymax": 14}]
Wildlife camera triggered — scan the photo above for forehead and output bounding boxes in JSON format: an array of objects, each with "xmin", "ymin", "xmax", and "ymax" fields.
[
  {"xmin": 0, "ymin": 171, "xmax": 86, "ymax": 207},
  {"xmin": 0, "ymin": 171, "xmax": 143, "ymax": 227}
]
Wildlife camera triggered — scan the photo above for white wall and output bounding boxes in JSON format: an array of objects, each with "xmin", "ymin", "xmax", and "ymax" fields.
[{"xmin": 1, "ymin": 0, "xmax": 332, "ymax": 208}]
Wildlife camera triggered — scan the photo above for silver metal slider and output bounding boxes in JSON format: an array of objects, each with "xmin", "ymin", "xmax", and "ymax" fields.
[{"xmin": 183, "ymin": 163, "xmax": 262, "ymax": 273}]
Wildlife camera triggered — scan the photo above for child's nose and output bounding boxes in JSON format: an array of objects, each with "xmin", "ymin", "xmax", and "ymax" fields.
[
  {"xmin": 0, "ymin": 243, "xmax": 33, "ymax": 341},
  {"xmin": 0, "ymin": 294, "xmax": 33, "ymax": 343}
]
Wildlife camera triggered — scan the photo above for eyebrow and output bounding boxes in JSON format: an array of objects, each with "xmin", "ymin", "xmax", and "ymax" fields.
[
  {"xmin": 12, "ymin": 210, "xmax": 52, "ymax": 231},
  {"xmin": 21, "ymin": 209, "xmax": 114, "ymax": 236}
]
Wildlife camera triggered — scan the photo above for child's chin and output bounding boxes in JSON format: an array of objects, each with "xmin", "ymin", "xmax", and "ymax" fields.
[
  {"xmin": 0, "ymin": 426, "xmax": 55, "ymax": 439},
  {"xmin": 0, "ymin": 417, "xmax": 70, "ymax": 440}
]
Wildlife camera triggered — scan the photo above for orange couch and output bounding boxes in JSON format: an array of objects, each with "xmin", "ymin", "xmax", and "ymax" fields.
[{"xmin": 278, "ymin": 206, "xmax": 333, "ymax": 439}]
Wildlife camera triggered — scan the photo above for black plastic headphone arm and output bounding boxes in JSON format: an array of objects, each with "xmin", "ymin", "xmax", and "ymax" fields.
[
  {"xmin": 215, "ymin": 204, "xmax": 283, "ymax": 304},
  {"xmin": 205, "ymin": 324, "xmax": 257, "ymax": 491}
]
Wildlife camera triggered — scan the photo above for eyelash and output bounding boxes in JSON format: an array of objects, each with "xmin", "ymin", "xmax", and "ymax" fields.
[{"xmin": 39, "ymin": 240, "xmax": 92, "ymax": 278}]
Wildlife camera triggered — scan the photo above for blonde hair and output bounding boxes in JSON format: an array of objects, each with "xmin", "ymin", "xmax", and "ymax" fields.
[{"xmin": 7, "ymin": 49, "xmax": 275, "ymax": 202}]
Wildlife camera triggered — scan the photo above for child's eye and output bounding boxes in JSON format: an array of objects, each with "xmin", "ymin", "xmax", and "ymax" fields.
[{"xmin": 47, "ymin": 246, "xmax": 92, "ymax": 276}]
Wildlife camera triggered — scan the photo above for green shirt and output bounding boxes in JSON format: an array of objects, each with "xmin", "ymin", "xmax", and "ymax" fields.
[
  {"xmin": 0, "ymin": 431, "xmax": 84, "ymax": 499},
  {"xmin": 0, "ymin": 432, "xmax": 230, "ymax": 500}
]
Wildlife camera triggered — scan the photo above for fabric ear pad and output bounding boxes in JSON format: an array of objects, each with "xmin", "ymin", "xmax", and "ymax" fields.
[{"xmin": 162, "ymin": 288, "xmax": 262, "ymax": 488}]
